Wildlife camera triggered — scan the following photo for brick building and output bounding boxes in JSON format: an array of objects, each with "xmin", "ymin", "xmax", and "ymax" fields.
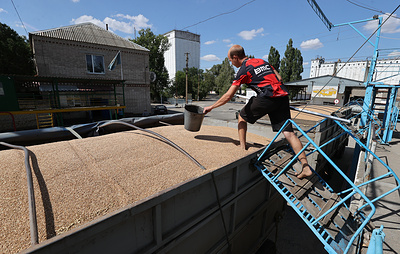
[{"xmin": 29, "ymin": 22, "xmax": 151, "ymax": 115}]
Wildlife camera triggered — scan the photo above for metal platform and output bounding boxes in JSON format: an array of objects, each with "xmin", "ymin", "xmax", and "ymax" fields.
[{"xmin": 254, "ymin": 118, "xmax": 400, "ymax": 254}]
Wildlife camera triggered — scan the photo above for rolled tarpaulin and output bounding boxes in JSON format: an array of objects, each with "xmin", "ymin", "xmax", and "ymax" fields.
[{"xmin": 0, "ymin": 113, "xmax": 184, "ymax": 148}]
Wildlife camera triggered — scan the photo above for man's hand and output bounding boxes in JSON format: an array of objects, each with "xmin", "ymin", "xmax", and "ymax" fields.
[
  {"xmin": 202, "ymin": 85, "xmax": 239, "ymax": 114},
  {"xmin": 203, "ymin": 106, "xmax": 213, "ymax": 114}
]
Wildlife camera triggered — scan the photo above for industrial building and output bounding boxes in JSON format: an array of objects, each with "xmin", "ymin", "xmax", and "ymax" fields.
[
  {"xmin": 163, "ymin": 30, "xmax": 200, "ymax": 83},
  {"xmin": 284, "ymin": 75, "xmax": 364, "ymax": 107},
  {"xmin": 280, "ymin": 56, "xmax": 400, "ymax": 107},
  {"xmin": 310, "ymin": 57, "xmax": 400, "ymax": 85}
]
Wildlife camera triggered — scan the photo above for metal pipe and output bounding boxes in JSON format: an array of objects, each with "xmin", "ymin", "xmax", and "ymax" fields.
[
  {"xmin": 366, "ymin": 225, "xmax": 385, "ymax": 254},
  {"xmin": 97, "ymin": 120, "xmax": 206, "ymax": 170},
  {"xmin": 290, "ymin": 106, "xmax": 352, "ymax": 124},
  {"xmin": 0, "ymin": 142, "xmax": 38, "ymax": 245}
]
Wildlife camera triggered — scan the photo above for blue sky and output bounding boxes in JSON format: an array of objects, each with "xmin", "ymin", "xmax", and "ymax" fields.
[{"xmin": 1, "ymin": 0, "xmax": 400, "ymax": 78}]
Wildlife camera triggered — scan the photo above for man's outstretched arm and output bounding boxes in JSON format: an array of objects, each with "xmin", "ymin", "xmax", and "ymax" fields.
[{"xmin": 203, "ymin": 85, "xmax": 240, "ymax": 114}]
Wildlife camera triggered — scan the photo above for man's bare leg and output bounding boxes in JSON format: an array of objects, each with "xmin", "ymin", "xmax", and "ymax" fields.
[
  {"xmin": 283, "ymin": 131, "xmax": 313, "ymax": 179},
  {"xmin": 238, "ymin": 114, "xmax": 248, "ymax": 150}
]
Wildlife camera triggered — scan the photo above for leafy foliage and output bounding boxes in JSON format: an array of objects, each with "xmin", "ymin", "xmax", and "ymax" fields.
[
  {"xmin": 169, "ymin": 67, "xmax": 214, "ymax": 101},
  {"xmin": 280, "ymin": 39, "xmax": 304, "ymax": 99},
  {"xmin": 130, "ymin": 28, "xmax": 170, "ymax": 102},
  {"xmin": 268, "ymin": 46, "xmax": 280, "ymax": 72},
  {"xmin": 0, "ymin": 23, "xmax": 35, "ymax": 75},
  {"xmin": 215, "ymin": 58, "xmax": 235, "ymax": 94},
  {"xmin": 280, "ymin": 38, "xmax": 303, "ymax": 83}
]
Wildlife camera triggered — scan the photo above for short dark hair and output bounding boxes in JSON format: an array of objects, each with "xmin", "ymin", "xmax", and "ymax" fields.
[{"xmin": 229, "ymin": 45, "xmax": 246, "ymax": 59}]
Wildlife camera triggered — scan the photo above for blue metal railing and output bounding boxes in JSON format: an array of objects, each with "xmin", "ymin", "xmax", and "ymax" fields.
[{"xmin": 255, "ymin": 117, "xmax": 400, "ymax": 254}]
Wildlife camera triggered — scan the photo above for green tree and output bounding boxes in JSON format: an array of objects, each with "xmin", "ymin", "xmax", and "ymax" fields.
[
  {"xmin": 170, "ymin": 67, "xmax": 211, "ymax": 100},
  {"xmin": 203, "ymin": 69, "xmax": 216, "ymax": 94},
  {"xmin": 0, "ymin": 23, "xmax": 35, "ymax": 75},
  {"xmin": 130, "ymin": 28, "xmax": 170, "ymax": 102},
  {"xmin": 215, "ymin": 57, "xmax": 235, "ymax": 94},
  {"xmin": 268, "ymin": 46, "xmax": 280, "ymax": 72},
  {"xmin": 280, "ymin": 38, "xmax": 303, "ymax": 83},
  {"xmin": 280, "ymin": 39, "xmax": 304, "ymax": 100}
]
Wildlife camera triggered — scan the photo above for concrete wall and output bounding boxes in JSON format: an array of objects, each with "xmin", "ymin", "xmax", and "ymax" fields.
[
  {"xmin": 31, "ymin": 36, "xmax": 149, "ymax": 85},
  {"xmin": 123, "ymin": 86, "xmax": 151, "ymax": 115},
  {"xmin": 0, "ymin": 114, "xmax": 37, "ymax": 132}
]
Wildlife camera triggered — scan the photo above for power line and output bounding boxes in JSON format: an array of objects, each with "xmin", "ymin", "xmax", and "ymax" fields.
[
  {"xmin": 250, "ymin": 26, "xmax": 357, "ymax": 57},
  {"xmin": 181, "ymin": 0, "xmax": 257, "ymax": 30},
  {"xmin": 345, "ymin": 0, "xmax": 400, "ymax": 19},
  {"xmin": 292, "ymin": 4, "xmax": 400, "ymax": 120},
  {"xmin": 10, "ymin": 0, "xmax": 28, "ymax": 36},
  {"xmin": 381, "ymin": 36, "xmax": 400, "ymax": 41}
]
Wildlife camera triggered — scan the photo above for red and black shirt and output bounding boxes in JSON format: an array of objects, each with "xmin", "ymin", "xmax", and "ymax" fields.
[{"xmin": 232, "ymin": 58, "xmax": 289, "ymax": 98}]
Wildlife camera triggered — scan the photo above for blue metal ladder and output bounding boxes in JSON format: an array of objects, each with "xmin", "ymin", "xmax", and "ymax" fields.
[
  {"xmin": 254, "ymin": 118, "xmax": 400, "ymax": 254},
  {"xmin": 352, "ymin": 85, "xmax": 400, "ymax": 144}
]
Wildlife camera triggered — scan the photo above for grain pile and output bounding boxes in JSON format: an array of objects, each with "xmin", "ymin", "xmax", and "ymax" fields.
[{"xmin": 0, "ymin": 125, "xmax": 269, "ymax": 253}]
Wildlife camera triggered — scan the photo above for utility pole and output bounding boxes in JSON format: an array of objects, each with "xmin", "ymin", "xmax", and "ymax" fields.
[{"xmin": 185, "ymin": 52, "xmax": 189, "ymax": 104}]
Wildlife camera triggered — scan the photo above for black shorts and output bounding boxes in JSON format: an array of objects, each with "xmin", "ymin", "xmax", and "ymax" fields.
[{"xmin": 239, "ymin": 96, "xmax": 293, "ymax": 132}]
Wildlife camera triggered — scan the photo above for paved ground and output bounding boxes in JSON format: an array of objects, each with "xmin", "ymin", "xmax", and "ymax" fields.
[
  {"xmin": 367, "ymin": 130, "xmax": 400, "ymax": 254},
  {"xmin": 164, "ymin": 97, "xmax": 400, "ymax": 254}
]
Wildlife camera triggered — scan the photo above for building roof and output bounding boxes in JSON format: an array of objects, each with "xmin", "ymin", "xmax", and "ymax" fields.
[
  {"xmin": 30, "ymin": 22, "xmax": 149, "ymax": 52},
  {"xmin": 164, "ymin": 29, "xmax": 200, "ymax": 42},
  {"xmin": 285, "ymin": 75, "xmax": 363, "ymax": 93}
]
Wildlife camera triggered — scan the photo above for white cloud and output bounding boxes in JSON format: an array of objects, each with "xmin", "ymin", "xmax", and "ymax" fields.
[
  {"xmin": 15, "ymin": 22, "xmax": 25, "ymax": 28},
  {"xmin": 71, "ymin": 15, "xmax": 105, "ymax": 28},
  {"xmin": 303, "ymin": 62, "xmax": 309, "ymax": 66},
  {"xmin": 238, "ymin": 28, "xmax": 264, "ymax": 40},
  {"xmin": 104, "ymin": 17, "xmax": 136, "ymax": 33},
  {"xmin": 262, "ymin": 55, "xmax": 268, "ymax": 60},
  {"xmin": 71, "ymin": 14, "xmax": 152, "ymax": 34},
  {"xmin": 0, "ymin": 8, "xmax": 7, "ymax": 13},
  {"xmin": 364, "ymin": 14, "xmax": 400, "ymax": 34},
  {"xmin": 388, "ymin": 50, "xmax": 400, "ymax": 57},
  {"xmin": 114, "ymin": 14, "xmax": 151, "ymax": 30},
  {"xmin": 223, "ymin": 39, "xmax": 231, "ymax": 43},
  {"xmin": 71, "ymin": 0, "xmax": 80, "ymax": 2},
  {"xmin": 14, "ymin": 21, "xmax": 37, "ymax": 31},
  {"xmin": 204, "ymin": 40, "xmax": 216, "ymax": 45},
  {"xmin": 201, "ymin": 54, "xmax": 221, "ymax": 61},
  {"xmin": 300, "ymin": 38, "xmax": 323, "ymax": 50}
]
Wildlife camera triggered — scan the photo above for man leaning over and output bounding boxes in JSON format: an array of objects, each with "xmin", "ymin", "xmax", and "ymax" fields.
[{"xmin": 203, "ymin": 44, "xmax": 312, "ymax": 179}]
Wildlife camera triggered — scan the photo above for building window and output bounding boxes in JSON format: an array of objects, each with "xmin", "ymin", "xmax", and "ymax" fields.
[{"xmin": 86, "ymin": 54, "xmax": 105, "ymax": 74}]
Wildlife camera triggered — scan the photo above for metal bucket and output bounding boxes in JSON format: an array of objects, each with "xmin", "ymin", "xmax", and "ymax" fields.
[{"xmin": 184, "ymin": 105, "xmax": 205, "ymax": 132}]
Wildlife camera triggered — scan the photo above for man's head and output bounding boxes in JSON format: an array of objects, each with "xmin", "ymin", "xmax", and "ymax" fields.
[{"xmin": 228, "ymin": 45, "xmax": 246, "ymax": 68}]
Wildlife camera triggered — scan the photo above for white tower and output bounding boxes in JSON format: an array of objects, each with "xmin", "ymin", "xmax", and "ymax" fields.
[{"xmin": 164, "ymin": 30, "xmax": 200, "ymax": 83}]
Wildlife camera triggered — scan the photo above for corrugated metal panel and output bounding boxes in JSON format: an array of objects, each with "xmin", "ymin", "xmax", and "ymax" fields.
[{"xmin": 31, "ymin": 23, "xmax": 149, "ymax": 52}]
